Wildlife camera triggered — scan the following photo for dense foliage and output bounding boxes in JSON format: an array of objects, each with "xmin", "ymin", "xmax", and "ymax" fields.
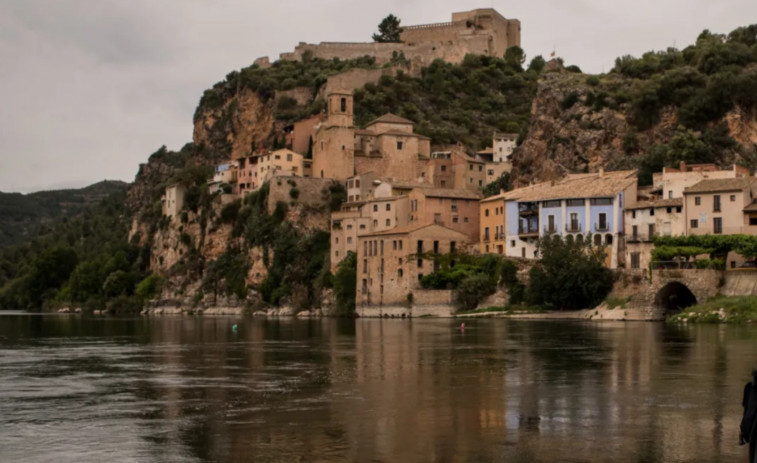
[
  {"xmin": 653, "ymin": 234, "xmax": 757, "ymax": 259},
  {"xmin": 609, "ymin": 25, "xmax": 757, "ymax": 182},
  {"xmin": 527, "ymin": 235, "xmax": 613, "ymax": 310},
  {"xmin": 333, "ymin": 251, "xmax": 357, "ymax": 315},
  {"xmin": 0, "ymin": 190, "xmax": 152, "ymax": 312},
  {"xmin": 0, "ymin": 181, "xmax": 128, "ymax": 248},
  {"xmin": 353, "ymin": 54, "xmax": 539, "ymax": 149}
]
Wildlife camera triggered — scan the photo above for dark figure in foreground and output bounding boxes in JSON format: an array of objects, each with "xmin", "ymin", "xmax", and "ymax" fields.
[{"xmin": 741, "ymin": 370, "xmax": 757, "ymax": 462}]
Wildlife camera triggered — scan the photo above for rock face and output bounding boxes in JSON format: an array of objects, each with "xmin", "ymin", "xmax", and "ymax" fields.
[
  {"xmin": 510, "ymin": 71, "xmax": 757, "ymax": 186},
  {"xmin": 193, "ymin": 88, "xmax": 276, "ymax": 161}
]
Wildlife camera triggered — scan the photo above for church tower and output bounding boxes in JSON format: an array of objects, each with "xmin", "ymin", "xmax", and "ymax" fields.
[{"xmin": 312, "ymin": 91, "xmax": 355, "ymax": 181}]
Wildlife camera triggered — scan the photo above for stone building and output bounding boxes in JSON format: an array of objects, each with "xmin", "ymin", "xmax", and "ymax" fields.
[
  {"xmin": 624, "ymin": 199, "xmax": 683, "ymax": 270},
  {"xmin": 356, "ymin": 223, "xmax": 468, "ymax": 316},
  {"xmin": 425, "ymin": 148, "xmax": 486, "ymax": 191},
  {"xmin": 683, "ymin": 178, "xmax": 757, "ymax": 236},
  {"xmin": 283, "ymin": 114, "xmax": 322, "ymax": 155},
  {"xmin": 408, "ymin": 188, "xmax": 481, "ymax": 242},
  {"xmin": 504, "ymin": 170, "xmax": 637, "ymax": 268},
  {"xmin": 479, "ymin": 192, "xmax": 508, "ymax": 254},
  {"xmin": 312, "ymin": 92, "xmax": 355, "ymax": 181},
  {"xmin": 237, "ymin": 149, "xmax": 308, "ymax": 194},
  {"xmin": 161, "ymin": 185, "xmax": 186, "ymax": 219},
  {"xmin": 275, "ymin": 9, "xmax": 521, "ymax": 72},
  {"xmin": 208, "ymin": 163, "xmax": 238, "ymax": 194},
  {"xmin": 653, "ymin": 162, "xmax": 749, "ymax": 199}
]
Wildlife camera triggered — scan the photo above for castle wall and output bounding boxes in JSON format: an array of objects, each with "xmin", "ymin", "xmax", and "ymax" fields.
[{"xmin": 322, "ymin": 68, "xmax": 397, "ymax": 96}]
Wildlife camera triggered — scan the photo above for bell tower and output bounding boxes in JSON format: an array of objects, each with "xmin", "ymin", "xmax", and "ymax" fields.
[
  {"xmin": 312, "ymin": 91, "xmax": 355, "ymax": 181},
  {"xmin": 327, "ymin": 92, "xmax": 353, "ymax": 127}
]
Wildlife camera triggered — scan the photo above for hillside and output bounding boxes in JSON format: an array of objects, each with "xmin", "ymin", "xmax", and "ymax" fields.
[
  {"xmin": 511, "ymin": 25, "xmax": 757, "ymax": 186},
  {"xmin": 0, "ymin": 180, "xmax": 129, "ymax": 248},
  {"xmin": 1, "ymin": 23, "xmax": 756, "ymax": 313}
]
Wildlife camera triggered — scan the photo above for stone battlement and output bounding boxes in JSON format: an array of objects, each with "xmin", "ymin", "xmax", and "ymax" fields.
[{"xmin": 402, "ymin": 21, "xmax": 455, "ymax": 31}]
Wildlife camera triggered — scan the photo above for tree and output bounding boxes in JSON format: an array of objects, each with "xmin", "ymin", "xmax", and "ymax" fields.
[
  {"xmin": 373, "ymin": 14, "xmax": 402, "ymax": 43},
  {"xmin": 527, "ymin": 235, "xmax": 613, "ymax": 310},
  {"xmin": 333, "ymin": 251, "xmax": 357, "ymax": 315},
  {"xmin": 483, "ymin": 172, "xmax": 511, "ymax": 197},
  {"xmin": 528, "ymin": 55, "xmax": 546, "ymax": 73},
  {"xmin": 504, "ymin": 46, "xmax": 526, "ymax": 71}
]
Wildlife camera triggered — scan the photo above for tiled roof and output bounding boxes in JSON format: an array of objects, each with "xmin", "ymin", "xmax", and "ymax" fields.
[
  {"xmin": 377, "ymin": 130, "xmax": 431, "ymax": 140},
  {"xmin": 626, "ymin": 198, "xmax": 683, "ymax": 210},
  {"xmin": 683, "ymin": 178, "xmax": 755, "ymax": 194},
  {"xmin": 365, "ymin": 113, "xmax": 414, "ymax": 126},
  {"xmin": 416, "ymin": 188, "xmax": 483, "ymax": 200},
  {"xmin": 744, "ymin": 202, "xmax": 757, "ymax": 212},
  {"xmin": 363, "ymin": 222, "xmax": 467, "ymax": 237},
  {"xmin": 506, "ymin": 170, "xmax": 637, "ymax": 202}
]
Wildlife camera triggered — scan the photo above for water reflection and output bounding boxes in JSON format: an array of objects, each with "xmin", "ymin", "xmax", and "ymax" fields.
[{"xmin": 0, "ymin": 315, "xmax": 756, "ymax": 462}]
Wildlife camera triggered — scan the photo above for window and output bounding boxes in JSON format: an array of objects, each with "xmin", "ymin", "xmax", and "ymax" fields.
[
  {"xmin": 363, "ymin": 259, "xmax": 367, "ymax": 273},
  {"xmin": 487, "ymin": 169, "xmax": 494, "ymax": 175},
  {"xmin": 668, "ymin": 191, "xmax": 673, "ymax": 199},
  {"xmin": 441, "ymin": 165, "xmax": 447, "ymax": 172},
  {"xmin": 591, "ymin": 198, "xmax": 612, "ymax": 205},
  {"xmin": 347, "ymin": 237, "xmax": 352, "ymax": 244},
  {"xmin": 469, "ymin": 164, "xmax": 473, "ymax": 171},
  {"xmin": 397, "ymin": 141, "xmax": 404, "ymax": 150},
  {"xmin": 286, "ymin": 154, "xmax": 292, "ymax": 161},
  {"xmin": 274, "ymin": 155, "xmax": 281, "ymax": 160},
  {"xmin": 544, "ymin": 200, "xmax": 561, "ymax": 208},
  {"xmin": 648, "ymin": 223, "xmax": 655, "ymax": 238},
  {"xmin": 479, "ymin": 180, "xmax": 483, "ymax": 186},
  {"xmin": 373, "ymin": 219, "xmax": 378, "ymax": 227},
  {"xmin": 677, "ymin": 207, "xmax": 682, "ymax": 213},
  {"xmin": 666, "ymin": 207, "xmax": 672, "ymax": 213},
  {"xmin": 649, "ymin": 208, "xmax": 655, "ymax": 216},
  {"xmin": 398, "ymin": 240, "xmax": 403, "ymax": 250},
  {"xmin": 547, "ymin": 214, "xmax": 555, "ymax": 233},
  {"xmin": 464, "ymin": 217, "xmax": 469, "ymax": 223},
  {"xmin": 453, "ymin": 217, "xmax": 459, "ymax": 223},
  {"xmin": 373, "ymin": 204, "xmax": 378, "ymax": 212},
  {"xmin": 598, "ymin": 213, "xmax": 607, "ymax": 231},
  {"xmin": 385, "ymin": 219, "xmax": 390, "ymax": 226},
  {"xmin": 510, "ymin": 240, "xmax": 516, "ymax": 247},
  {"xmin": 690, "ymin": 219, "xmax": 698, "ymax": 228},
  {"xmin": 340, "ymin": 97, "xmax": 346, "ymax": 112},
  {"xmin": 485, "ymin": 245, "xmax": 490, "ymax": 253},
  {"xmin": 714, "ymin": 217, "xmax": 723, "ymax": 234},
  {"xmin": 731, "ymin": 195, "xmax": 737, "ymax": 202},
  {"xmin": 631, "ymin": 252, "xmax": 640, "ymax": 269},
  {"xmin": 398, "ymin": 269, "xmax": 403, "ymax": 278},
  {"xmin": 478, "ymin": 165, "xmax": 483, "ymax": 172},
  {"xmin": 335, "ymin": 250, "xmax": 339, "ymax": 257},
  {"xmin": 485, "ymin": 209, "xmax": 490, "ymax": 217},
  {"xmin": 714, "ymin": 195, "xmax": 721, "ymax": 212},
  {"xmin": 484, "ymin": 227, "xmax": 490, "ymax": 241},
  {"xmin": 569, "ymin": 213, "xmax": 579, "ymax": 232},
  {"xmin": 631, "ymin": 210, "xmax": 636, "ymax": 219},
  {"xmin": 605, "ymin": 234, "xmax": 613, "ymax": 245},
  {"xmin": 441, "ymin": 181, "xmax": 446, "ymax": 188},
  {"xmin": 751, "ymin": 217, "xmax": 757, "ymax": 226},
  {"xmin": 695, "ymin": 196, "xmax": 701, "ymax": 206},
  {"xmin": 567, "ymin": 199, "xmax": 585, "ymax": 206}
]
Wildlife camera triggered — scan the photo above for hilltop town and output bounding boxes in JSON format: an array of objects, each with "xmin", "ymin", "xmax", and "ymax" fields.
[{"xmin": 2, "ymin": 9, "xmax": 757, "ymax": 321}]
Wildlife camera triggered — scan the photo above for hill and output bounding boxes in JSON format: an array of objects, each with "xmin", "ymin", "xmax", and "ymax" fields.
[{"xmin": 0, "ymin": 180, "xmax": 129, "ymax": 248}]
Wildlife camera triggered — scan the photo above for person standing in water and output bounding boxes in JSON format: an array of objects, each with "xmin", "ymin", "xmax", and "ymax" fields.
[{"xmin": 740, "ymin": 369, "xmax": 757, "ymax": 462}]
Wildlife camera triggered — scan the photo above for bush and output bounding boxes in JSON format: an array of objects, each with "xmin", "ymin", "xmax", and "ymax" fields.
[
  {"xmin": 586, "ymin": 76, "xmax": 600, "ymax": 86},
  {"xmin": 136, "ymin": 274, "xmax": 162, "ymax": 300},
  {"xmin": 527, "ymin": 235, "xmax": 613, "ymax": 310},
  {"xmin": 220, "ymin": 200, "xmax": 241, "ymax": 223},
  {"xmin": 560, "ymin": 92, "xmax": 580, "ymax": 109},
  {"xmin": 456, "ymin": 274, "xmax": 496, "ymax": 311},
  {"xmin": 333, "ymin": 251, "xmax": 357, "ymax": 315},
  {"xmin": 289, "ymin": 187, "xmax": 300, "ymax": 199}
]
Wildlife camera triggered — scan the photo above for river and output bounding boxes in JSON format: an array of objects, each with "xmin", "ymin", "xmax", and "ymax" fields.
[{"xmin": 0, "ymin": 313, "xmax": 755, "ymax": 462}]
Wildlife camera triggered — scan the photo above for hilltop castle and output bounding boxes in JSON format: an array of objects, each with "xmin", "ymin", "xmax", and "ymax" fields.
[{"xmin": 257, "ymin": 9, "xmax": 520, "ymax": 70}]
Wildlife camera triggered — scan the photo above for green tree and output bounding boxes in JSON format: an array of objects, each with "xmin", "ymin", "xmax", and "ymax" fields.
[
  {"xmin": 27, "ymin": 247, "xmax": 79, "ymax": 306},
  {"xmin": 372, "ymin": 14, "xmax": 402, "ymax": 43},
  {"xmin": 504, "ymin": 46, "xmax": 526, "ymax": 71},
  {"xmin": 527, "ymin": 235, "xmax": 613, "ymax": 310},
  {"xmin": 333, "ymin": 251, "xmax": 357, "ymax": 315},
  {"xmin": 135, "ymin": 274, "xmax": 162, "ymax": 301},
  {"xmin": 528, "ymin": 55, "xmax": 546, "ymax": 73}
]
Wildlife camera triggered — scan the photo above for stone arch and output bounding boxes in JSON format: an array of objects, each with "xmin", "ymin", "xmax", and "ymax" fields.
[{"xmin": 654, "ymin": 281, "xmax": 697, "ymax": 316}]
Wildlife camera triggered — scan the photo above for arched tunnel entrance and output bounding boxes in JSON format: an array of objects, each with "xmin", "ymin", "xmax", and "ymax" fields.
[{"xmin": 654, "ymin": 282, "xmax": 698, "ymax": 316}]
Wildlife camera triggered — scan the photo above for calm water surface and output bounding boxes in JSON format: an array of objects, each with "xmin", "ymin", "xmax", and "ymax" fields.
[{"xmin": 0, "ymin": 314, "xmax": 756, "ymax": 462}]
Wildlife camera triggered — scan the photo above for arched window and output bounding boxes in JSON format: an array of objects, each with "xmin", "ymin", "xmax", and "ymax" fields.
[
  {"xmin": 605, "ymin": 234, "xmax": 613, "ymax": 245},
  {"xmin": 593, "ymin": 234, "xmax": 602, "ymax": 246},
  {"xmin": 340, "ymin": 97, "xmax": 346, "ymax": 112},
  {"xmin": 566, "ymin": 235, "xmax": 574, "ymax": 244},
  {"xmin": 576, "ymin": 234, "xmax": 584, "ymax": 244}
]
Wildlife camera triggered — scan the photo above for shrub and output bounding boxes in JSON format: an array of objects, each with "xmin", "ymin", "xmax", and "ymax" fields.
[
  {"xmin": 455, "ymin": 274, "xmax": 496, "ymax": 311},
  {"xmin": 136, "ymin": 274, "xmax": 162, "ymax": 300},
  {"xmin": 289, "ymin": 187, "xmax": 300, "ymax": 199},
  {"xmin": 220, "ymin": 200, "xmax": 241, "ymax": 223},
  {"xmin": 560, "ymin": 92, "xmax": 580, "ymax": 109},
  {"xmin": 586, "ymin": 76, "xmax": 600, "ymax": 86},
  {"xmin": 333, "ymin": 251, "xmax": 357, "ymax": 315}
]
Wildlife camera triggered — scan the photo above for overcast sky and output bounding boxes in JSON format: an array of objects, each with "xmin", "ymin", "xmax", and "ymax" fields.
[{"xmin": 1, "ymin": 0, "xmax": 755, "ymax": 193}]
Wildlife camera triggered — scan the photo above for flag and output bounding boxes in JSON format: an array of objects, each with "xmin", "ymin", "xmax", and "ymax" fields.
[{"xmin": 550, "ymin": 51, "xmax": 555, "ymax": 58}]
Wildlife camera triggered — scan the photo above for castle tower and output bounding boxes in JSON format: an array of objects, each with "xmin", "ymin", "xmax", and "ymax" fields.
[{"xmin": 312, "ymin": 91, "xmax": 355, "ymax": 181}]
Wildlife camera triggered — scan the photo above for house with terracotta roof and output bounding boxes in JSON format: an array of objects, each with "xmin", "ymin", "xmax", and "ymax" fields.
[
  {"xmin": 683, "ymin": 177, "xmax": 757, "ymax": 236},
  {"xmin": 503, "ymin": 170, "xmax": 638, "ymax": 268},
  {"xmin": 408, "ymin": 187, "xmax": 482, "ymax": 243},
  {"xmin": 624, "ymin": 198, "xmax": 684, "ymax": 270},
  {"xmin": 356, "ymin": 223, "xmax": 468, "ymax": 316}
]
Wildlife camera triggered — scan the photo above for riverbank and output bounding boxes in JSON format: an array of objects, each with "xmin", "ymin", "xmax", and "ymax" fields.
[
  {"xmin": 670, "ymin": 296, "xmax": 757, "ymax": 323},
  {"xmin": 456, "ymin": 302, "xmax": 650, "ymax": 321}
]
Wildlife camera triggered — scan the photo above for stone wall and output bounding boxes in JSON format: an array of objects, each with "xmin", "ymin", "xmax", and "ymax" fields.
[
  {"xmin": 720, "ymin": 270, "xmax": 757, "ymax": 296},
  {"xmin": 626, "ymin": 269, "xmax": 725, "ymax": 320},
  {"xmin": 357, "ymin": 289, "xmax": 455, "ymax": 318},
  {"xmin": 322, "ymin": 68, "xmax": 398, "ymax": 97},
  {"xmin": 266, "ymin": 175, "xmax": 334, "ymax": 215}
]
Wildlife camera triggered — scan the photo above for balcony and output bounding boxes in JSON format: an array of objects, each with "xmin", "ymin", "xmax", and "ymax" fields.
[
  {"xmin": 543, "ymin": 225, "xmax": 557, "ymax": 234},
  {"xmin": 519, "ymin": 204, "xmax": 538, "ymax": 216},
  {"xmin": 626, "ymin": 234, "xmax": 654, "ymax": 243},
  {"xmin": 595, "ymin": 223, "xmax": 610, "ymax": 232},
  {"xmin": 565, "ymin": 224, "xmax": 582, "ymax": 233},
  {"xmin": 519, "ymin": 223, "xmax": 539, "ymax": 237}
]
